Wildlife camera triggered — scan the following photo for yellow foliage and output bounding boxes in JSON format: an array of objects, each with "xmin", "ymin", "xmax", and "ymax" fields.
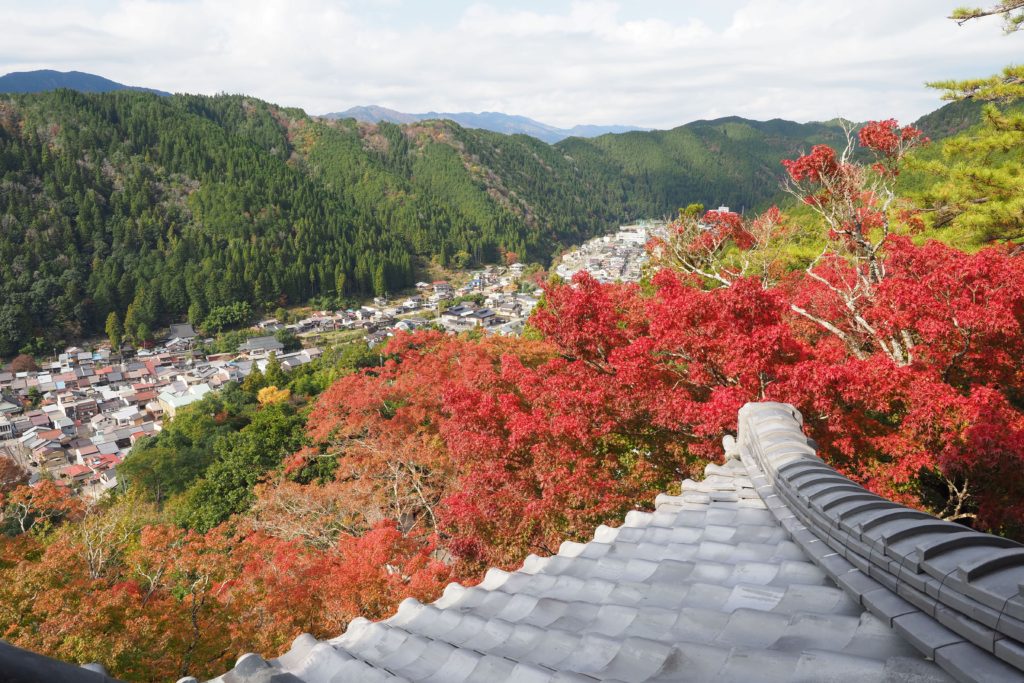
[{"xmin": 257, "ymin": 386, "xmax": 290, "ymax": 405}]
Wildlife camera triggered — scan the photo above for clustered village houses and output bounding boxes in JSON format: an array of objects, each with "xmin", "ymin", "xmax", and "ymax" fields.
[
  {"xmin": 0, "ymin": 336, "xmax": 322, "ymax": 499},
  {"xmin": 0, "ymin": 225, "xmax": 663, "ymax": 501}
]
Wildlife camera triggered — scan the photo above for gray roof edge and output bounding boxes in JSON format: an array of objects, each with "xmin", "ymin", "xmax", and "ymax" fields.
[
  {"xmin": 738, "ymin": 401, "xmax": 1024, "ymax": 682},
  {"xmin": 0, "ymin": 640, "xmax": 124, "ymax": 683}
]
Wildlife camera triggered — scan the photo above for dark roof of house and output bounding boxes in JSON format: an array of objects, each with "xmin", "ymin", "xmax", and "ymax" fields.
[
  {"xmin": 238, "ymin": 336, "xmax": 284, "ymax": 352},
  {"xmin": 168, "ymin": 323, "xmax": 197, "ymax": 340},
  {"xmin": 206, "ymin": 402, "xmax": 1024, "ymax": 683},
  {"xmin": 443, "ymin": 303, "xmax": 476, "ymax": 315}
]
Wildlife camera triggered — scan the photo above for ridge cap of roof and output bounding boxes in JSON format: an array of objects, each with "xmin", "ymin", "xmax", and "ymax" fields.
[{"xmin": 738, "ymin": 401, "xmax": 1024, "ymax": 682}]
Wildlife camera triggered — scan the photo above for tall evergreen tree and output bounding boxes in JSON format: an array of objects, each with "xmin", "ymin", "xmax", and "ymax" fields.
[{"xmin": 105, "ymin": 311, "xmax": 123, "ymax": 349}]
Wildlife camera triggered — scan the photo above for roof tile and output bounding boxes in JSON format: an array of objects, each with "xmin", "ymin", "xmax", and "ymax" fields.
[{"xmin": 205, "ymin": 403, "xmax": 1024, "ymax": 682}]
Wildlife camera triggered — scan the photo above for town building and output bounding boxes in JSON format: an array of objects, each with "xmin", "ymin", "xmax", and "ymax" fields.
[
  {"xmin": 237, "ymin": 336, "xmax": 285, "ymax": 358},
  {"xmin": 556, "ymin": 221, "xmax": 667, "ymax": 284}
]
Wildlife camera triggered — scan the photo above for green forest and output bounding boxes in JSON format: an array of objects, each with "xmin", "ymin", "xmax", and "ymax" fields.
[{"xmin": 0, "ymin": 88, "xmax": 984, "ymax": 356}]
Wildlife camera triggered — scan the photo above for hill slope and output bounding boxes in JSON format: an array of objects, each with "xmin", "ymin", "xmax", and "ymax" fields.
[
  {"xmin": 553, "ymin": 116, "xmax": 850, "ymax": 214},
  {"xmin": 0, "ymin": 69, "xmax": 170, "ymax": 96}
]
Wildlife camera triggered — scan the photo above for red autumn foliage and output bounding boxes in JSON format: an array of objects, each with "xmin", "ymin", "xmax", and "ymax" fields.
[
  {"xmin": 533, "ymin": 248, "xmax": 1024, "ymax": 532},
  {"xmin": 858, "ymin": 119, "xmax": 926, "ymax": 175},
  {"xmin": 530, "ymin": 274, "xmax": 646, "ymax": 363},
  {"xmin": 684, "ymin": 210, "xmax": 754, "ymax": 253},
  {"xmin": 649, "ymin": 207, "xmax": 776, "ymax": 287},
  {"xmin": 0, "ymin": 480, "xmax": 84, "ymax": 534},
  {"xmin": 294, "ymin": 329, "xmax": 677, "ymax": 570},
  {"xmin": 439, "ymin": 344, "xmax": 676, "ymax": 565},
  {"xmin": 325, "ymin": 522, "xmax": 452, "ymax": 620},
  {"xmin": 781, "ymin": 143, "xmax": 839, "ymax": 182}
]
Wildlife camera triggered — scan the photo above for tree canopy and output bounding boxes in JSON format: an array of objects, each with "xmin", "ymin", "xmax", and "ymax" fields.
[{"xmin": 951, "ymin": 1, "xmax": 1024, "ymax": 32}]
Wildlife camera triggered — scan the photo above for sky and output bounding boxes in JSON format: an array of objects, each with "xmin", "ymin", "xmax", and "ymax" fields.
[{"xmin": 0, "ymin": 0, "xmax": 1020, "ymax": 129}]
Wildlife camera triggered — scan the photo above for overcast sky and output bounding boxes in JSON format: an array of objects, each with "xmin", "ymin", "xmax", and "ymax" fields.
[{"xmin": 1, "ymin": 0, "xmax": 1020, "ymax": 129}]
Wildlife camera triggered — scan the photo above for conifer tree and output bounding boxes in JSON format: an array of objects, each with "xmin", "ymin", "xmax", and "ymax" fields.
[
  {"xmin": 264, "ymin": 352, "xmax": 287, "ymax": 388},
  {"xmin": 918, "ymin": 66, "xmax": 1024, "ymax": 245},
  {"xmin": 951, "ymin": 1, "xmax": 1024, "ymax": 31},
  {"xmin": 242, "ymin": 365, "xmax": 266, "ymax": 393},
  {"xmin": 105, "ymin": 311, "xmax": 123, "ymax": 350}
]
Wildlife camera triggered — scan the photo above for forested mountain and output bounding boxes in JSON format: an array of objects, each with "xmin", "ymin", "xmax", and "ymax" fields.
[
  {"xmin": 0, "ymin": 69, "xmax": 170, "ymax": 96},
  {"xmin": 0, "ymin": 88, "xmax": 979, "ymax": 357},
  {"xmin": 326, "ymin": 105, "xmax": 420, "ymax": 124},
  {"xmin": 324, "ymin": 105, "xmax": 644, "ymax": 143},
  {"xmin": 555, "ymin": 117, "xmax": 851, "ymax": 214},
  {"xmin": 912, "ymin": 97, "xmax": 997, "ymax": 141},
  {"xmin": 0, "ymin": 89, "xmax": 641, "ymax": 355},
  {"xmin": 0, "ymin": 89, "xmax": 865, "ymax": 356}
]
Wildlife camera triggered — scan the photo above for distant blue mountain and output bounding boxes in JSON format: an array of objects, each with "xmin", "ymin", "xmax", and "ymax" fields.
[
  {"xmin": 0, "ymin": 69, "xmax": 170, "ymax": 96},
  {"xmin": 323, "ymin": 105, "xmax": 646, "ymax": 143}
]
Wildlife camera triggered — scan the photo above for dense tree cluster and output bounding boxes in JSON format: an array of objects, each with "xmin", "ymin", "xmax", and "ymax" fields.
[
  {"xmin": 0, "ymin": 91, "xmax": 418, "ymax": 354},
  {"xmin": 905, "ymin": 68, "xmax": 1024, "ymax": 248}
]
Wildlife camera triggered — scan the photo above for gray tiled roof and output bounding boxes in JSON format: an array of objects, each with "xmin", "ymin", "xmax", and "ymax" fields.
[
  {"xmin": 739, "ymin": 403, "xmax": 1024, "ymax": 682},
  {"xmin": 5, "ymin": 403, "xmax": 1019, "ymax": 682},
  {"xmin": 205, "ymin": 402, "xmax": 1024, "ymax": 683}
]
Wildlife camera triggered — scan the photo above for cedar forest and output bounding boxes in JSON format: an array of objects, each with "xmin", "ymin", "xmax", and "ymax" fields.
[{"xmin": 1, "ymin": 6, "xmax": 1024, "ymax": 682}]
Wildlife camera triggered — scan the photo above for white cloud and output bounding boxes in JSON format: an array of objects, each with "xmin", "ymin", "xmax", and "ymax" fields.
[{"xmin": 0, "ymin": 0, "xmax": 1020, "ymax": 129}]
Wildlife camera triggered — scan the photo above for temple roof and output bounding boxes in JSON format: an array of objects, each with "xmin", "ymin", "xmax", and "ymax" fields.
[
  {"xmin": 4, "ymin": 403, "xmax": 1021, "ymax": 682},
  {"xmin": 204, "ymin": 403, "xmax": 1024, "ymax": 683}
]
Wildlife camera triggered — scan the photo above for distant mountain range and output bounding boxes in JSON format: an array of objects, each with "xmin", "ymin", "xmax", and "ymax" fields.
[
  {"xmin": 1, "ymin": 71, "xmax": 640, "ymax": 143},
  {"xmin": 0, "ymin": 69, "xmax": 170, "ymax": 96},
  {"xmin": 322, "ymin": 105, "xmax": 647, "ymax": 143}
]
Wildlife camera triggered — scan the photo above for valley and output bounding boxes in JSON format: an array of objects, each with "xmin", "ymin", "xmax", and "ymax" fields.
[{"xmin": 0, "ymin": 87, "xmax": 976, "ymax": 360}]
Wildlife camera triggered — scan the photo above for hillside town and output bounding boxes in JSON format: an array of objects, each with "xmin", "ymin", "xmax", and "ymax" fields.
[
  {"xmin": 281, "ymin": 262, "xmax": 545, "ymax": 347},
  {"xmin": 554, "ymin": 220, "xmax": 670, "ymax": 283},
  {"xmin": 0, "ymin": 263, "xmax": 552, "ymax": 499},
  {"xmin": 0, "ymin": 337, "xmax": 323, "ymax": 500},
  {"xmin": 0, "ymin": 224, "xmax": 679, "ymax": 501}
]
